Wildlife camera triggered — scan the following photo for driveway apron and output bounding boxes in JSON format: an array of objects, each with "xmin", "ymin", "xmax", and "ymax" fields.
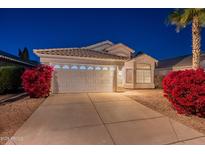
[{"xmin": 8, "ymin": 93, "xmax": 205, "ymax": 145}]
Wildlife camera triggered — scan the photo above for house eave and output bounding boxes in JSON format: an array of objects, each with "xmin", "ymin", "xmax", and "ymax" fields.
[
  {"xmin": 0, "ymin": 55, "xmax": 35, "ymax": 67},
  {"xmin": 131, "ymin": 53, "xmax": 158, "ymax": 62},
  {"xmin": 34, "ymin": 52, "xmax": 127, "ymax": 62}
]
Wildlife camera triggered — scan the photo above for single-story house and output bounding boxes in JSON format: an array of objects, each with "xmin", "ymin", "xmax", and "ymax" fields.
[
  {"xmin": 0, "ymin": 50, "xmax": 37, "ymax": 67},
  {"xmin": 155, "ymin": 53, "xmax": 205, "ymax": 76},
  {"xmin": 34, "ymin": 40, "xmax": 158, "ymax": 93}
]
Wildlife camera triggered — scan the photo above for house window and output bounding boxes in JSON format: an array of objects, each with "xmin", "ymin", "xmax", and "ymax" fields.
[
  {"xmin": 62, "ymin": 65, "xmax": 69, "ymax": 69},
  {"xmin": 54, "ymin": 64, "xmax": 61, "ymax": 69},
  {"xmin": 80, "ymin": 65, "xmax": 86, "ymax": 70},
  {"xmin": 71, "ymin": 65, "xmax": 78, "ymax": 70},
  {"xmin": 109, "ymin": 66, "xmax": 115, "ymax": 71},
  {"xmin": 87, "ymin": 66, "xmax": 94, "ymax": 70},
  {"xmin": 136, "ymin": 64, "xmax": 151, "ymax": 83},
  {"xmin": 95, "ymin": 66, "xmax": 101, "ymax": 71},
  {"xmin": 102, "ymin": 67, "xmax": 109, "ymax": 71},
  {"xmin": 126, "ymin": 69, "xmax": 133, "ymax": 83}
]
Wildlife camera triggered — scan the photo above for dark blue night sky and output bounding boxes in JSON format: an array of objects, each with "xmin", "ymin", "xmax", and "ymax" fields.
[{"xmin": 0, "ymin": 8, "xmax": 204, "ymax": 61}]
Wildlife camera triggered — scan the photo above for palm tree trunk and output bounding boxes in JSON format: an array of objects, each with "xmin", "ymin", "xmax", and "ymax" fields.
[{"xmin": 192, "ymin": 16, "xmax": 201, "ymax": 69}]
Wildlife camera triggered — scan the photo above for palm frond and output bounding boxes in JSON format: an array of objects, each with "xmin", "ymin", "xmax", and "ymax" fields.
[
  {"xmin": 198, "ymin": 9, "xmax": 205, "ymax": 27},
  {"xmin": 180, "ymin": 9, "xmax": 193, "ymax": 25},
  {"xmin": 166, "ymin": 8, "xmax": 205, "ymax": 32},
  {"xmin": 167, "ymin": 9, "xmax": 185, "ymax": 32}
]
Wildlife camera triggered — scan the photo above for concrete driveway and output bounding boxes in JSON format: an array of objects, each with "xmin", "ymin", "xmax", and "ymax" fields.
[{"xmin": 7, "ymin": 93, "xmax": 205, "ymax": 145}]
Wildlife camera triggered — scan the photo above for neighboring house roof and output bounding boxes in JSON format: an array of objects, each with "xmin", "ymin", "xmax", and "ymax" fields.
[
  {"xmin": 34, "ymin": 48, "xmax": 128, "ymax": 60},
  {"xmin": 157, "ymin": 53, "xmax": 205, "ymax": 69},
  {"xmin": 0, "ymin": 50, "xmax": 37, "ymax": 66}
]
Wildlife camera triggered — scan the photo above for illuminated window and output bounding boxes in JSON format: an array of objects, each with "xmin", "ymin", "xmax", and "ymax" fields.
[
  {"xmin": 87, "ymin": 66, "xmax": 94, "ymax": 70},
  {"xmin": 136, "ymin": 64, "xmax": 151, "ymax": 83},
  {"xmin": 62, "ymin": 65, "xmax": 69, "ymax": 69},
  {"xmin": 71, "ymin": 65, "xmax": 78, "ymax": 70},
  {"xmin": 54, "ymin": 64, "xmax": 61, "ymax": 69},
  {"xmin": 80, "ymin": 65, "xmax": 86, "ymax": 70},
  {"xmin": 102, "ymin": 67, "xmax": 108, "ymax": 71},
  {"xmin": 95, "ymin": 66, "xmax": 101, "ymax": 70}
]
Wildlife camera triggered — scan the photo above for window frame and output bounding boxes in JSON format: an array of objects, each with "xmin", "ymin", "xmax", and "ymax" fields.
[
  {"xmin": 126, "ymin": 69, "xmax": 133, "ymax": 83},
  {"xmin": 136, "ymin": 64, "xmax": 152, "ymax": 84}
]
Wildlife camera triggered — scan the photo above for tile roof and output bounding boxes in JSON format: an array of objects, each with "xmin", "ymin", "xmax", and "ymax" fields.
[
  {"xmin": 34, "ymin": 48, "xmax": 128, "ymax": 60},
  {"xmin": 85, "ymin": 40, "xmax": 114, "ymax": 49},
  {"xmin": 157, "ymin": 53, "xmax": 205, "ymax": 68},
  {"xmin": 105, "ymin": 43, "xmax": 134, "ymax": 53}
]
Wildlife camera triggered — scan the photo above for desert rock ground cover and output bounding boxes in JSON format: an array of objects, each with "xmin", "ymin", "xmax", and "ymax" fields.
[
  {"xmin": 125, "ymin": 89, "xmax": 205, "ymax": 135},
  {"xmin": 0, "ymin": 94, "xmax": 17, "ymax": 101},
  {"xmin": 0, "ymin": 97, "xmax": 45, "ymax": 145}
]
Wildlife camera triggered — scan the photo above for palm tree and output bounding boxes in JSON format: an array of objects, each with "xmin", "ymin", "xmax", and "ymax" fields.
[{"xmin": 168, "ymin": 9, "xmax": 205, "ymax": 69}]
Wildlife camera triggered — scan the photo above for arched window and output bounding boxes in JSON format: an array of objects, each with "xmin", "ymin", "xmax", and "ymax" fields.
[
  {"xmin": 95, "ymin": 66, "xmax": 101, "ymax": 70},
  {"xmin": 87, "ymin": 66, "xmax": 94, "ymax": 70},
  {"xmin": 54, "ymin": 64, "xmax": 61, "ymax": 69},
  {"xmin": 71, "ymin": 65, "xmax": 78, "ymax": 70},
  {"xmin": 109, "ymin": 66, "xmax": 115, "ymax": 71},
  {"xmin": 102, "ymin": 67, "xmax": 109, "ymax": 71},
  {"xmin": 80, "ymin": 65, "xmax": 86, "ymax": 70},
  {"xmin": 62, "ymin": 65, "xmax": 69, "ymax": 69}
]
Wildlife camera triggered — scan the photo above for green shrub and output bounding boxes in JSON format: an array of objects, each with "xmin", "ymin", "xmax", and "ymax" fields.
[
  {"xmin": 0, "ymin": 66, "xmax": 25, "ymax": 94},
  {"xmin": 154, "ymin": 74, "xmax": 165, "ymax": 89}
]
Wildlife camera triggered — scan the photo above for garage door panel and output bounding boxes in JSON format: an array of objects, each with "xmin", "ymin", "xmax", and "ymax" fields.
[{"xmin": 53, "ymin": 66, "xmax": 115, "ymax": 93}]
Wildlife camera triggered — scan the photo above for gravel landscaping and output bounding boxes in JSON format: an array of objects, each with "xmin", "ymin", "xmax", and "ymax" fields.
[
  {"xmin": 125, "ymin": 89, "xmax": 205, "ymax": 135},
  {"xmin": 0, "ymin": 94, "xmax": 16, "ymax": 100},
  {"xmin": 0, "ymin": 97, "xmax": 45, "ymax": 145}
]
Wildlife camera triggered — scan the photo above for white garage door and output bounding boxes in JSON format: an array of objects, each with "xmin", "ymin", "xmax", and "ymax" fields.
[{"xmin": 52, "ymin": 64, "xmax": 115, "ymax": 93}]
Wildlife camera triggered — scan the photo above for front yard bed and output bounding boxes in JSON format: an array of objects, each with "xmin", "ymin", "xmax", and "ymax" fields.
[
  {"xmin": 125, "ymin": 89, "xmax": 205, "ymax": 135},
  {"xmin": 0, "ymin": 94, "xmax": 16, "ymax": 101},
  {"xmin": 0, "ymin": 97, "xmax": 45, "ymax": 145}
]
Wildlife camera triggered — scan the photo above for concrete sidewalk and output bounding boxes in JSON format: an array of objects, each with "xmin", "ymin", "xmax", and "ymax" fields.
[{"xmin": 7, "ymin": 93, "xmax": 205, "ymax": 145}]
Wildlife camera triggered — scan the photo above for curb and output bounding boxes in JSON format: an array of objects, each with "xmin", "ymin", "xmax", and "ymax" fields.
[{"xmin": 0, "ymin": 92, "xmax": 28, "ymax": 104}]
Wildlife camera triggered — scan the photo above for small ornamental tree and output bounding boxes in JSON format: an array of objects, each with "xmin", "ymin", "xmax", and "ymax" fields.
[
  {"xmin": 163, "ymin": 68, "xmax": 205, "ymax": 117},
  {"xmin": 21, "ymin": 65, "xmax": 53, "ymax": 98}
]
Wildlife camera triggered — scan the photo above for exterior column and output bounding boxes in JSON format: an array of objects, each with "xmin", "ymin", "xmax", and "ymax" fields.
[
  {"xmin": 133, "ymin": 61, "xmax": 136, "ymax": 89},
  {"xmin": 113, "ymin": 65, "xmax": 117, "ymax": 92}
]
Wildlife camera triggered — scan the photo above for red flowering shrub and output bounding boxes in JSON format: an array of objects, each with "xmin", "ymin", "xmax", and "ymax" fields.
[
  {"xmin": 21, "ymin": 65, "xmax": 53, "ymax": 98},
  {"xmin": 163, "ymin": 68, "xmax": 205, "ymax": 117}
]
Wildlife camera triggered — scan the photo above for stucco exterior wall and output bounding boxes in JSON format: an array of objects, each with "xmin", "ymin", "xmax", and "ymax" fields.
[
  {"xmin": 155, "ymin": 68, "xmax": 172, "ymax": 76},
  {"xmin": 155, "ymin": 66, "xmax": 193, "ymax": 76},
  {"xmin": 107, "ymin": 48, "xmax": 131, "ymax": 58},
  {"xmin": 123, "ymin": 60, "xmax": 135, "ymax": 89},
  {"xmin": 134, "ymin": 54, "xmax": 155, "ymax": 88},
  {"xmin": 38, "ymin": 54, "xmax": 157, "ymax": 91},
  {"xmin": 123, "ymin": 54, "xmax": 156, "ymax": 89},
  {"xmin": 39, "ymin": 55, "xmax": 124, "ymax": 92},
  {"xmin": 155, "ymin": 60, "xmax": 205, "ymax": 76}
]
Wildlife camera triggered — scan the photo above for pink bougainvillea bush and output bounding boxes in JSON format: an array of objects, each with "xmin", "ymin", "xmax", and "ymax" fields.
[
  {"xmin": 21, "ymin": 65, "xmax": 53, "ymax": 98},
  {"xmin": 163, "ymin": 68, "xmax": 205, "ymax": 117}
]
